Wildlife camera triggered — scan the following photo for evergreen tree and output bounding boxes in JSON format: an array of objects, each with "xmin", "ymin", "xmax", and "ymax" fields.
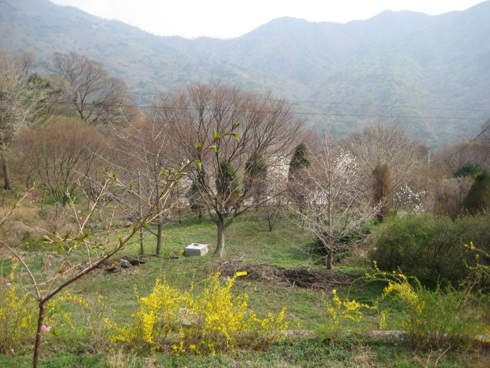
[
  {"xmin": 216, "ymin": 157, "xmax": 240, "ymax": 199},
  {"xmin": 188, "ymin": 167, "xmax": 209, "ymax": 222},
  {"xmin": 244, "ymin": 150, "xmax": 267, "ymax": 205},
  {"xmin": 288, "ymin": 143, "xmax": 311, "ymax": 228},
  {"xmin": 461, "ymin": 169, "xmax": 490, "ymax": 215},
  {"xmin": 288, "ymin": 143, "xmax": 311, "ymax": 180},
  {"xmin": 373, "ymin": 163, "xmax": 393, "ymax": 221}
]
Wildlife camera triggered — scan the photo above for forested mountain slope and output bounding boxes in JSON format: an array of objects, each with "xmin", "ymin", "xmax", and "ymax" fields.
[{"xmin": 1, "ymin": 0, "xmax": 489, "ymax": 146}]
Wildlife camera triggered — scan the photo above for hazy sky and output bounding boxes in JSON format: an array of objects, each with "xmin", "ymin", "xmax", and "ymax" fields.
[{"xmin": 50, "ymin": 0, "xmax": 485, "ymax": 39}]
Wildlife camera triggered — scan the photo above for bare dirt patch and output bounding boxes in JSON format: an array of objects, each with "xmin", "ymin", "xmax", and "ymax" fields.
[{"xmin": 212, "ymin": 260, "xmax": 351, "ymax": 290}]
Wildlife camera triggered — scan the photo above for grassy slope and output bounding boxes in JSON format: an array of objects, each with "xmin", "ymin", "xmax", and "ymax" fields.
[{"xmin": 1, "ymin": 204, "xmax": 488, "ymax": 367}]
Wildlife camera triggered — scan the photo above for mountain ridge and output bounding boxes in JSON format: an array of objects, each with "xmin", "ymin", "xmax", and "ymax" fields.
[{"xmin": 1, "ymin": 0, "xmax": 489, "ymax": 147}]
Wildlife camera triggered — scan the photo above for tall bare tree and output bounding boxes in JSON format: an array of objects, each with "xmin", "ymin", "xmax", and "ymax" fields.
[
  {"xmin": 0, "ymin": 49, "xmax": 48, "ymax": 189},
  {"xmin": 149, "ymin": 82, "xmax": 302, "ymax": 256},
  {"xmin": 109, "ymin": 117, "xmax": 186, "ymax": 255},
  {"xmin": 345, "ymin": 116, "xmax": 429, "ymax": 208},
  {"xmin": 50, "ymin": 51, "xmax": 136, "ymax": 126}
]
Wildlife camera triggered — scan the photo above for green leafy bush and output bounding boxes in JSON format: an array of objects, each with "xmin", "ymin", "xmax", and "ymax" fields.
[
  {"xmin": 370, "ymin": 214, "xmax": 490, "ymax": 283},
  {"xmin": 452, "ymin": 161, "xmax": 483, "ymax": 178}
]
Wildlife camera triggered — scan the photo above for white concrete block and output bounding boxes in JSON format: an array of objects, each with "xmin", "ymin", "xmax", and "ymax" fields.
[{"xmin": 184, "ymin": 243, "xmax": 210, "ymax": 257}]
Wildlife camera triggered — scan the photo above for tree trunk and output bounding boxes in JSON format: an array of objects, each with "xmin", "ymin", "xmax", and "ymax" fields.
[
  {"xmin": 214, "ymin": 218, "xmax": 226, "ymax": 257},
  {"xmin": 33, "ymin": 301, "xmax": 46, "ymax": 368},
  {"xmin": 155, "ymin": 221, "xmax": 163, "ymax": 256},
  {"xmin": 62, "ymin": 194, "xmax": 69, "ymax": 208},
  {"xmin": 323, "ymin": 238, "xmax": 334, "ymax": 270},
  {"xmin": 326, "ymin": 250, "xmax": 333, "ymax": 270},
  {"xmin": 138, "ymin": 173, "xmax": 145, "ymax": 255},
  {"xmin": 2, "ymin": 156, "xmax": 11, "ymax": 190},
  {"xmin": 139, "ymin": 227, "xmax": 145, "ymax": 255}
]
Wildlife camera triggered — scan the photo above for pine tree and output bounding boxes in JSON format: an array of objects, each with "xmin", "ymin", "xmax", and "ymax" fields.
[
  {"xmin": 188, "ymin": 167, "xmax": 209, "ymax": 222},
  {"xmin": 373, "ymin": 163, "xmax": 393, "ymax": 221},
  {"xmin": 216, "ymin": 157, "xmax": 240, "ymax": 199},
  {"xmin": 288, "ymin": 143, "xmax": 311, "ymax": 229},
  {"xmin": 244, "ymin": 150, "xmax": 267, "ymax": 206},
  {"xmin": 288, "ymin": 143, "xmax": 311, "ymax": 180}
]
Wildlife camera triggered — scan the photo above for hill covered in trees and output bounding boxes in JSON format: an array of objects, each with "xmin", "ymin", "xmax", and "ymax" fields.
[{"xmin": 1, "ymin": 0, "xmax": 489, "ymax": 146}]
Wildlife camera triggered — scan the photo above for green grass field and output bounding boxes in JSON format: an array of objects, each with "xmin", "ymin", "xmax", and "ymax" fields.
[{"xmin": 1, "ymin": 205, "xmax": 489, "ymax": 367}]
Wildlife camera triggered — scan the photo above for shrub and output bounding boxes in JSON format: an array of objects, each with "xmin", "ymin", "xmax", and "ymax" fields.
[
  {"xmin": 430, "ymin": 177, "xmax": 472, "ymax": 219},
  {"xmin": 412, "ymin": 286, "xmax": 486, "ymax": 349},
  {"xmin": 0, "ymin": 263, "xmax": 37, "ymax": 354},
  {"xmin": 312, "ymin": 220, "xmax": 375, "ymax": 258},
  {"xmin": 370, "ymin": 214, "xmax": 490, "ymax": 283},
  {"xmin": 43, "ymin": 290, "xmax": 112, "ymax": 353},
  {"xmin": 321, "ymin": 289, "xmax": 376, "ymax": 338},
  {"xmin": 366, "ymin": 268, "xmax": 486, "ymax": 349},
  {"xmin": 106, "ymin": 272, "xmax": 289, "ymax": 355},
  {"xmin": 452, "ymin": 161, "xmax": 483, "ymax": 178},
  {"xmin": 464, "ymin": 242, "xmax": 490, "ymax": 280}
]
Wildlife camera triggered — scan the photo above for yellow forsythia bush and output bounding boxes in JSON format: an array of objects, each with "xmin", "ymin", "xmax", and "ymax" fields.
[
  {"xmin": 322, "ymin": 289, "xmax": 376, "ymax": 337},
  {"xmin": 106, "ymin": 272, "xmax": 288, "ymax": 354},
  {"xmin": 365, "ymin": 261, "xmax": 487, "ymax": 349},
  {"xmin": 0, "ymin": 263, "xmax": 37, "ymax": 355}
]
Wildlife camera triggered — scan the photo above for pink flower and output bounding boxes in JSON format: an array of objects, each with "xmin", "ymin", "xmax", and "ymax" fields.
[{"xmin": 40, "ymin": 325, "xmax": 51, "ymax": 332}]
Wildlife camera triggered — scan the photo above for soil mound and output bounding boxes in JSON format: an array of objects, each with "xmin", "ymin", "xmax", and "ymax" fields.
[{"xmin": 214, "ymin": 260, "xmax": 351, "ymax": 290}]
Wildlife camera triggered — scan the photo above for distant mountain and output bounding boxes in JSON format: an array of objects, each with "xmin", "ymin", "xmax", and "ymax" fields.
[{"xmin": 1, "ymin": 0, "xmax": 489, "ymax": 147}]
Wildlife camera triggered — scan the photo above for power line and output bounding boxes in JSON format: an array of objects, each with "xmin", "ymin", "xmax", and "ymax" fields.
[
  {"xmin": 444, "ymin": 121, "xmax": 490, "ymax": 159},
  {"xmin": 2, "ymin": 94, "xmax": 488, "ymax": 122},
  {"xmin": 127, "ymin": 89, "xmax": 490, "ymax": 114}
]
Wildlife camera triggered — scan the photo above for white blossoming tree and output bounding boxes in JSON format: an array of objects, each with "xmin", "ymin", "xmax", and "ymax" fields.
[{"xmin": 290, "ymin": 134, "xmax": 381, "ymax": 269}]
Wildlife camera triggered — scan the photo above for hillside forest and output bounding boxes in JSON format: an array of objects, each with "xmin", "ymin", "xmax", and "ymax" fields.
[
  {"xmin": 2, "ymin": 0, "xmax": 490, "ymax": 148},
  {"xmin": 0, "ymin": 48, "xmax": 489, "ymax": 367}
]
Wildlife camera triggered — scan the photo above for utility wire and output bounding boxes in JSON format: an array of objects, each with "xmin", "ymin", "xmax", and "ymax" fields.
[
  {"xmin": 443, "ymin": 121, "xmax": 490, "ymax": 159},
  {"xmin": 127, "ymin": 89, "xmax": 490, "ymax": 114},
  {"xmin": 2, "ymin": 95, "xmax": 488, "ymax": 121}
]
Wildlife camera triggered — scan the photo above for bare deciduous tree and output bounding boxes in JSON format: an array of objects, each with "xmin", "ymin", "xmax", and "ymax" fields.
[
  {"xmin": 0, "ymin": 49, "xmax": 48, "ymax": 189},
  {"xmin": 50, "ymin": 51, "xmax": 137, "ymax": 126},
  {"xmin": 109, "ymin": 117, "xmax": 187, "ymax": 255},
  {"xmin": 429, "ymin": 177, "xmax": 472, "ymax": 219},
  {"xmin": 15, "ymin": 117, "xmax": 106, "ymax": 207},
  {"xmin": 345, "ymin": 116, "xmax": 429, "ymax": 195},
  {"xmin": 149, "ymin": 82, "xmax": 302, "ymax": 256}
]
